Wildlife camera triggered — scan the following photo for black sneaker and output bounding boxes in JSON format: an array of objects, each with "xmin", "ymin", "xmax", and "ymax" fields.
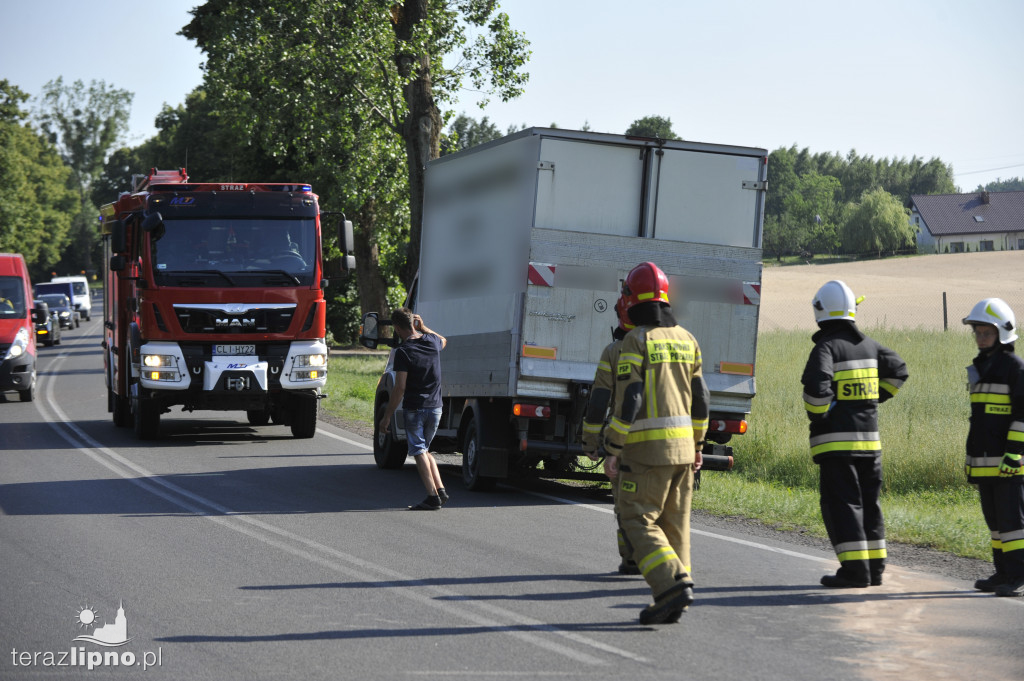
[
  {"xmin": 437, "ymin": 488, "xmax": 450, "ymax": 506},
  {"xmin": 820, "ymin": 574, "xmax": 869, "ymax": 588},
  {"xmin": 974, "ymin": 573, "xmax": 1010, "ymax": 592},
  {"xmin": 639, "ymin": 581, "xmax": 694, "ymax": 625},
  {"xmin": 409, "ymin": 495, "xmax": 442, "ymax": 511}
]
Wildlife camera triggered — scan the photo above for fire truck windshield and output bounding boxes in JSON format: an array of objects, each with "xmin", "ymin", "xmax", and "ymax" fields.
[{"xmin": 151, "ymin": 218, "xmax": 317, "ymax": 287}]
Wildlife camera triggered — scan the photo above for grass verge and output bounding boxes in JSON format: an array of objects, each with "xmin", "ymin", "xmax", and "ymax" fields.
[{"xmin": 324, "ymin": 331, "xmax": 992, "ymax": 561}]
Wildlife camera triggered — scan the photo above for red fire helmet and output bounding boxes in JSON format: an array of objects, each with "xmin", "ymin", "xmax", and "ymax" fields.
[{"xmin": 621, "ymin": 262, "xmax": 670, "ymax": 311}]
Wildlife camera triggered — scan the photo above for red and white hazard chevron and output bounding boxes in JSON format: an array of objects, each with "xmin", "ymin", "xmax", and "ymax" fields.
[
  {"xmin": 739, "ymin": 281, "xmax": 761, "ymax": 305},
  {"xmin": 527, "ymin": 262, "xmax": 556, "ymax": 287}
]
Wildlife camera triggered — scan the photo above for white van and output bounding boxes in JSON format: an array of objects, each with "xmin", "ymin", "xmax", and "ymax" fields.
[{"xmin": 50, "ymin": 276, "xmax": 91, "ymax": 321}]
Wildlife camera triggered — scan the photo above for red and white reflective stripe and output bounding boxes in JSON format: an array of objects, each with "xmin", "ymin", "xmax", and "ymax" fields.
[
  {"xmin": 528, "ymin": 262, "xmax": 556, "ymax": 287},
  {"xmin": 741, "ymin": 282, "xmax": 760, "ymax": 305}
]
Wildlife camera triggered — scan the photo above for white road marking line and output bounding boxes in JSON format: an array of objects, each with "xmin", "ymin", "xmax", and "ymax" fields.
[{"xmin": 35, "ymin": 361, "xmax": 647, "ymax": 666}]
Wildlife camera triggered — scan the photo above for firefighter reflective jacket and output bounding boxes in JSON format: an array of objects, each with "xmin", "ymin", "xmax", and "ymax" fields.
[
  {"xmin": 801, "ymin": 321, "xmax": 908, "ymax": 462},
  {"xmin": 966, "ymin": 347, "xmax": 1024, "ymax": 481},
  {"xmin": 604, "ymin": 324, "xmax": 709, "ymax": 466},
  {"xmin": 582, "ymin": 338, "xmax": 623, "ymax": 453}
]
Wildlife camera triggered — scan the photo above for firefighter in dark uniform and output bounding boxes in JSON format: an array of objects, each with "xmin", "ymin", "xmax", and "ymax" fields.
[
  {"xmin": 802, "ymin": 280, "xmax": 908, "ymax": 588},
  {"xmin": 962, "ymin": 298, "xmax": 1024, "ymax": 597},
  {"xmin": 581, "ymin": 296, "xmax": 638, "ymax": 575},
  {"xmin": 603, "ymin": 262, "xmax": 710, "ymax": 624}
]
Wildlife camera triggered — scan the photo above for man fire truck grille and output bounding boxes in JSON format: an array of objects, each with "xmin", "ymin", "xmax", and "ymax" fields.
[{"xmin": 173, "ymin": 305, "xmax": 296, "ymax": 334}]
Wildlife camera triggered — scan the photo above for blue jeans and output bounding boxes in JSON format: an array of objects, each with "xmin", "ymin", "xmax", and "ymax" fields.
[{"xmin": 405, "ymin": 407, "xmax": 442, "ymax": 457}]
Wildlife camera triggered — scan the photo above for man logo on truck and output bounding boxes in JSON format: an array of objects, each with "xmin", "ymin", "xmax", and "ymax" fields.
[{"xmin": 215, "ymin": 318, "xmax": 256, "ymax": 329}]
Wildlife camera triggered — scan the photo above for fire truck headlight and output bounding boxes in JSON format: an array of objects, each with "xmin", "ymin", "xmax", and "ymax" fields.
[
  {"xmin": 143, "ymin": 354, "xmax": 175, "ymax": 368},
  {"xmin": 294, "ymin": 353, "xmax": 326, "ymax": 367}
]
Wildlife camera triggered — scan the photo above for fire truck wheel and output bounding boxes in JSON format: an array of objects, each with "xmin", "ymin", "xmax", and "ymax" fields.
[
  {"xmin": 290, "ymin": 396, "xmax": 318, "ymax": 438},
  {"xmin": 111, "ymin": 390, "xmax": 131, "ymax": 427},
  {"xmin": 461, "ymin": 418, "xmax": 495, "ymax": 491},
  {"xmin": 247, "ymin": 408, "xmax": 271, "ymax": 426},
  {"xmin": 133, "ymin": 397, "xmax": 160, "ymax": 440},
  {"xmin": 373, "ymin": 402, "xmax": 407, "ymax": 469}
]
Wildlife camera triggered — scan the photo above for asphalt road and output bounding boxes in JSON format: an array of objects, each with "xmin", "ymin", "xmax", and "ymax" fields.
[{"xmin": 2, "ymin": 322, "xmax": 1022, "ymax": 680}]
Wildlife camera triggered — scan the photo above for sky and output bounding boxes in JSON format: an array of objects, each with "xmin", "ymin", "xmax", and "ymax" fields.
[{"xmin": 2, "ymin": 0, "xmax": 1023, "ymax": 192}]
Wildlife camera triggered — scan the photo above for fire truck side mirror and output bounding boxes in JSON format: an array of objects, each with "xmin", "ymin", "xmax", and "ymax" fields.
[
  {"xmin": 110, "ymin": 220, "xmax": 126, "ymax": 253},
  {"xmin": 110, "ymin": 255, "xmax": 126, "ymax": 272},
  {"xmin": 338, "ymin": 217, "xmax": 355, "ymax": 272},
  {"xmin": 358, "ymin": 312, "xmax": 395, "ymax": 350},
  {"xmin": 141, "ymin": 211, "xmax": 165, "ymax": 240}
]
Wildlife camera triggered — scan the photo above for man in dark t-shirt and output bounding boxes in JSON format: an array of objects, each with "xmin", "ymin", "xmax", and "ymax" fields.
[{"xmin": 379, "ymin": 307, "xmax": 449, "ymax": 510}]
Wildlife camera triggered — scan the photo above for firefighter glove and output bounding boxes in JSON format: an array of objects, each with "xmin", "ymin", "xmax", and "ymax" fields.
[{"xmin": 999, "ymin": 452, "xmax": 1022, "ymax": 477}]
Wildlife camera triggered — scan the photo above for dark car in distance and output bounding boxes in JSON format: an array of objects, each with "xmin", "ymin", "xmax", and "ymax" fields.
[
  {"xmin": 32, "ymin": 300, "xmax": 62, "ymax": 346},
  {"xmin": 37, "ymin": 293, "xmax": 79, "ymax": 330}
]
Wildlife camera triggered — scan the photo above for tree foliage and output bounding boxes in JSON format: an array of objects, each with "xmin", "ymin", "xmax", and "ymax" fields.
[
  {"xmin": 763, "ymin": 145, "xmax": 955, "ymax": 258},
  {"xmin": 840, "ymin": 188, "xmax": 914, "ymax": 257},
  {"xmin": 442, "ymin": 113, "xmax": 503, "ymax": 155},
  {"xmin": 625, "ymin": 115, "xmax": 680, "ymax": 140},
  {"xmin": 182, "ymin": 0, "xmax": 529, "ymax": 296},
  {"xmin": 0, "ymin": 80, "xmax": 75, "ymax": 278},
  {"xmin": 978, "ymin": 177, "xmax": 1024, "ymax": 192},
  {"xmin": 34, "ymin": 77, "xmax": 133, "ymax": 275}
]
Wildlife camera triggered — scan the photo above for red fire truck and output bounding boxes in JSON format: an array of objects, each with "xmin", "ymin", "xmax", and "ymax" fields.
[{"xmin": 100, "ymin": 169, "xmax": 354, "ymax": 439}]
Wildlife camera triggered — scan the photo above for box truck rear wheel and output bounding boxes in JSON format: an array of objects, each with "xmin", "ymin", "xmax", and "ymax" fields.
[
  {"xmin": 461, "ymin": 418, "xmax": 495, "ymax": 491},
  {"xmin": 373, "ymin": 402, "xmax": 407, "ymax": 469}
]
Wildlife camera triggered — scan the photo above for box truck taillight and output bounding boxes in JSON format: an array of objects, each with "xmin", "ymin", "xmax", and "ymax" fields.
[
  {"xmin": 709, "ymin": 419, "xmax": 747, "ymax": 435},
  {"xmin": 513, "ymin": 403, "xmax": 550, "ymax": 419}
]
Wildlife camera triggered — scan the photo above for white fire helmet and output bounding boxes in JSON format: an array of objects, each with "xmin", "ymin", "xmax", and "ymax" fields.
[
  {"xmin": 812, "ymin": 280, "xmax": 858, "ymax": 324},
  {"xmin": 963, "ymin": 298, "xmax": 1017, "ymax": 344}
]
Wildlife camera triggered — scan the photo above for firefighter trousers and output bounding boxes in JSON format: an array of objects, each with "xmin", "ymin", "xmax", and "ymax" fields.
[
  {"xmin": 611, "ymin": 477, "xmax": 634, "ymax": 565},
  {"xmin": 819, "ymin": 456, "xmax": 886, "ymax": 583},
  {"xmin": 617, "ymin": 459, "xmax": 694, "ymax": 597},
  {"xmin": 978, "ymin": 478, "xmax": 1024, "ymax": 579}
]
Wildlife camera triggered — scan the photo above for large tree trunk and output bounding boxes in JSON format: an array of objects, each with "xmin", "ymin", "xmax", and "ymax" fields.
[
  {"xmin": 352, "ymin": 201, "xmax": 390, "ymax": 320},
  {"xmin": 393, "ymin": 0, "xmax": 441, "ymax": 290}
]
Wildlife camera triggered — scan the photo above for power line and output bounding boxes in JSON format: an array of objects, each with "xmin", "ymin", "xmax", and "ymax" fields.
[{"xmin": 955, "ymin": 162, "xmax": 1024, "ymax": 177}]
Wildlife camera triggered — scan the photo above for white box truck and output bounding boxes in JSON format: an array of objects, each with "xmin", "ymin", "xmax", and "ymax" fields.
[{"xmin": 361, "ymin": 128, "xmax": 767, "ymax": 490}]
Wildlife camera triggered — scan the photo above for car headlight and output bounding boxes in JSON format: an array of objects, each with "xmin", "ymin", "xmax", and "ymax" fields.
[
  {"xmin": 4, "ymin": 327, "xmax": 29, "ymax": 360},
  {"xmin": 60, "ymin": 311, "xmax": 70, "ymax": 318}
]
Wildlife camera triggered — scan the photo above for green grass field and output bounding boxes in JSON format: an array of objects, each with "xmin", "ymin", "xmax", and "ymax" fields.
[{"xmin": 323, "ymin": 328, "xmax": 992, "ymax": 560}]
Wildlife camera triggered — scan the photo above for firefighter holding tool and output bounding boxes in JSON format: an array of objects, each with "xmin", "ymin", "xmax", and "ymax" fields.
[{"xmin": 603, "ymin": 262, "xmax": 709, "ymax": 624}]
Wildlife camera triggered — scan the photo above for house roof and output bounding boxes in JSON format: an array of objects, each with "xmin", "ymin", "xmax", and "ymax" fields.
[{"xmin": 911, "ymin": 191, "xmax": 1024, "ymax": 236}]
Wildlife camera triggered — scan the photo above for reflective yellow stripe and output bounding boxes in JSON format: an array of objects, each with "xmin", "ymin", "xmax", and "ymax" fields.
[
  {"xmin": 692, "ymin": 417, "xmax": 708, "ymax": 430},
  {"xmin": 638, "ymin": 546, "xmax": 678, "ymax": 576},
  {"xmin": 582, "ymin": 422, "xmax": 602, "ymax": 434},
  {"xmin": 646, "ymin": 368, "xmax": 657, "ymax": 417},
  {"xmin": 834, "ymin": 368, "xmax": 877, "ymax": 380},
  {"xmin": 972, "ymin": 393, "xmax": 1011, "ymax": 404},
  {"xmin": 608, "ymin": 418, "xmax": 631, "ymax": 435},
  {"xmin": 837, "ymin": 548, "xmax": 887, "ymax": 562},
  {"xmin": 804, "ymin": 401, "xmax": 830, "ymax": 414},
  {"xmin": 811, "ymin": 439, "xmax": 881, "ymax": 455},
  {"xmin": 597, "ymin": 360, "xmax": 612, "ymax": 373},
  {"xmin": 1004, "ymin": 538, "xmax": 1024, "ymax": 553},
  {"xmin": 879, "ymin": 380, "xmax": 900, "ymax": 396},
  {"xmin": 626, "ymin": 427, "xmax": 694, "ymax": 444}
]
